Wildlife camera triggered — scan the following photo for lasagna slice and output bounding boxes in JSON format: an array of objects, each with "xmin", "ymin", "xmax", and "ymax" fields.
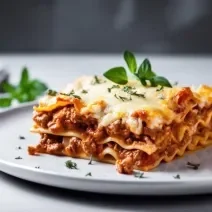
[{"xmin": 28, "ymin": 76, "xmax": 212, "ymax": 174}]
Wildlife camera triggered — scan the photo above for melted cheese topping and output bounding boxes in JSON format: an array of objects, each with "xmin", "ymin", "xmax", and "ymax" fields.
[{"xmin": 36, "ymin": 76, "xmax": 196, "ymax": 131}]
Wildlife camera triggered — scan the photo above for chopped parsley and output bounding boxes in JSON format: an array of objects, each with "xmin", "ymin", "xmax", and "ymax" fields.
[
  {"xmin": 85, "ymin": 172, "xmax": 92, "ymax": 177},
  {"xmin": 108, "ymin": 84, "xmax": 120, "ymax": 93},
  {"xmin": 81, "ymin": 89, "xmax": 88, "ymax": 94},
  {"xmin": 173, "ymin": 174, "xmax": 180, "ymax": 179},
  {"xmin": 15, "ymin": 156, "xmax": 22, "ymax": 160},
  {"xmin": 72, "ymin": 94, "xmax": 81, "ymax": 99},
  {"xmin": 16, "ymin": 146, "xmax": 22, "ymax": 150},
  {"xmin": 47, "ymin": 89, "xmax": 57, "ymax": 96},
  {"xmin": 130, "ymin": 91, "xmax": 145, "ymax": 98},
  {"xmin": 35, "ymin": 166, "xmax": 40, "ymax": 169},
  {"xmin": 19, "ymin": 136, "xmax": 25, "ymax": 140},
  {"xmin": 91, "ymin": 75, "xmax": 102, "ymax": 85},
  {"xmin": 88, "ymin": 155, "xmax": 93, "ymax": 165},
  {"xmin": 134, "ymin": 171, "xmax": 145, "ymax": 178},
  {"xmin": 122, "ymin": 86, "xmax": 145, "ymax": 98},
  {"xmin": 48, "ymin": 89, "xmax": 81, "ymax": 99},
  {"xmin": 186, "ymin": 162, "xmax": 200, "ymax": 170},
  {"xmin": 65, "ymin": 160, "xmax": 78, "ymax": 170},
  {"xmin": 114, "ymin": 94, "xmax": 131, "ymax": 101}
]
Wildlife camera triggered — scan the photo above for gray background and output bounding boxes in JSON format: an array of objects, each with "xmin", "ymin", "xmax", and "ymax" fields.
[{"xmin": 1, "ymin": 0, "xmax": 212, "ymax": 54}]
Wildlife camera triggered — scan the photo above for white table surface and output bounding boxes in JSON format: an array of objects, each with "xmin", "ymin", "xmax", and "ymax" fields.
[{"xmin": 1, "ymin": 54, "xmax": 212, "ymax": 212}]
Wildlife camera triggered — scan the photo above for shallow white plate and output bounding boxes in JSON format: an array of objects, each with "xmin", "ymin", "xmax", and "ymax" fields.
[{"xmin": 1, "ymin": 105, "xmax": 212, "ymax": 195}]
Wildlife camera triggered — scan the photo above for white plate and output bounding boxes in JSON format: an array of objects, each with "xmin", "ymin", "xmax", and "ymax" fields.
[{"xmin": 1, "ymin": 105, "xmax": 212, "ymax": 195}]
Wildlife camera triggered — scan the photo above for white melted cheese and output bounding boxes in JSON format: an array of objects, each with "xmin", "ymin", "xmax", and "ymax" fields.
[
  {"xmin": 36, "ymin": 77, "xmax": 212, "ymax": 135},
  {"xmin": 60, "ymin": 76, "xmax": 175, "ymax": 129}
]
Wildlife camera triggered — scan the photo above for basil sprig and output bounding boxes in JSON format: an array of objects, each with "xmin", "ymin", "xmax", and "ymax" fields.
[
  {"xmin": 103, "ymin": 50, "xmax": 172, "ymax": 88},
  {"xmin": 0, "ymin": 67, "xmax": 48, "ymax": 108},
  {"xmin": 103, "ymin": 67, "xmax": 128, "ymax": 85}
]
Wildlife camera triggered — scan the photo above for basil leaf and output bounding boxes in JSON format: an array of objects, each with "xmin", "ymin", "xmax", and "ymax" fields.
[
  {"xmin": 103, "ymin": 67, "xmax": 128, "ymax": 85},
  {"xmin": 19, "ymin": 67, "xmax": 29, "ymax": 89},
  {"xmin": 2, "ymin": 82, "xmax": 16, "ymax": 95},
  {"xmin": 138, "ymin": 78, "xmax": 147, "ymax": 86},
  {"xmin": 151, "ymin": 76, "xmax": 172, "ymax": 87},
  {"xmin": 30, "ymin": 80, "xmax": 48, "ymax": 94},
  {"xmin": 0, "ymin": 97, "xmax": 12, "ymax": 107},
  {"xmin": 124, "ymin": 50, "xmax": 137, "ymax": 73},
  {"xmin": 137, "ymin": 59, "xmax": 156, "ymax": 79}
]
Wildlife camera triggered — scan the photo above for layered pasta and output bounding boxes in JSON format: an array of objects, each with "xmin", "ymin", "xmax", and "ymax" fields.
[{"xmin": 28, "ymin": 76, "xmax": 212, "ymax": 174}]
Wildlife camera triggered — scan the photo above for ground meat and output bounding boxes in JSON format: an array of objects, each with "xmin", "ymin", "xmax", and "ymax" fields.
[
  {"xmin": 81, "ymin": 135, "xmax": 97, "ymax": 155},
  {"xmin": 40, "ymin": 133, "xmax": 63, "ymax": 144},
  {"xmin": 34, "ymin": 106, "xmax": 98, "ymax": 133},
  {"xmin": 63, "ymin": 137, "xmax": 81, "ymax": 155},
  {"xmin": 86, "ymin": 126, "xmax": 106, "ymax": 141},
  {"xmin": 33, "ymin": 112, "xmax": 52, "ymax": 128},
  {"xmin": 28, "ymin": 133, "xmax": 64, "ymax": 155},
  {"xmin": 106, "ymin": 120, "xmax": 130, "ymax": 138},
  {"xmin": 116, "ymin": 157, "xmax": 134, "ymax": 174}
]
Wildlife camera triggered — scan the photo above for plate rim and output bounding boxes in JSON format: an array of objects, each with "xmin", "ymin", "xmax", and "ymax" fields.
[{"xmin": 1, "ymin": 104, "xmax": 212, "ymax": 195}]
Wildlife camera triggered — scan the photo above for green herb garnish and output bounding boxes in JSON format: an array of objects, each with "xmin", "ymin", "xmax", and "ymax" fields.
[
  {"xmin": 15, "ymin": 156, "xmax": 22, "ymax": 160},
  {"xmin": 65, "ymin": 160, "xmax": 78, "ymax": 169},
  {"xmin": 108, "ymin": 85, "xmax": 120, "ymax": 93},
  {"xmin": 134, "ymin": 172, "xmax": 145, "ymax": 178},
  {"xmin": 88, "ymin": 155, "xmax": 93, "ymax": 165},
  {"xmin": 0, "ymin": 67, "xmax": 48, "ymax": 108},
  {"xmin": 91, "ymin": 75, "xmax": 102, "ymax": 85},
  {"xmin": 173, "ymin": 174, "xmax": 180, "ymax": 179},
  {"xmin": 81, "ymin": 89, "xmax": 88, "ymax": 94},
  {"xmin": 114, "ymin": 94, "xmax": 131, "ymax": 101},
  {"xmin": 103, "ymin": 67, "xmax": 128, "ymax": 85},
  {"xmin": 85, "ymin": 172, "xmax": 92, "ymax": 177},
  {"xmin": 48, "ymin": 89, "xmax": 81, "ymax": 99},
  {"xmin": 122, "ymin": 86, "xmax": 145, "ymax": 98},
  {"xmin": 186, "ymin": 162, "xmax": 200, "ymax": 170},
  {"xmin": 19, "ymin": 136, "xmax": 25, "ymax": 140},
  {"xmin": 16, "ymin": 146, "xmax": 22, "ymax": 150},
  {"xmin": 72, "ymin": 94, "xmax": 81, "ymax": 99},
  {"xmin": 35, "ymin": 166, "xmax": 40, "ymax": 169},
  {"xmin": 94, "ymin": 75, "xmax": 100, "ymax": 84},
  {"xmin": 103, "ymin": 50, "xmax": 172, "ymax": 88},
  {"xmin": 0, "ymin": 98, "xmax": 12, "ymax": 108},
  {"xmin": 47, "ymin": 89, "xmax": 57, "ymax": 96},
  {"xmin": 124, "ymin": 50, "xmax": 137, "ymax": 73}
]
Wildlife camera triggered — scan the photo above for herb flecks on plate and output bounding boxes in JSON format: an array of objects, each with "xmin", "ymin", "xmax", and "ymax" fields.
[
  {"xmin": 186, "ymin": 162, "xmax": 200, "ymax": 170},
  {"xmin": 134, "ymin": 171, "xmax": 146, "ymax": 178},
  {"xmin": 173, "ymin": 174, "xmax": 180, "ymax": 179},
  {"xmin": 15, "ymin": 156, "xmax": 22, "ymax": 160},
  {"xmin": 103, "ymin": 50, "xmax": 172, "ymax": 88},
  {"xmin": 85, "ymin": 172, "xmax": 92, "ymax": 177},
  {"xmin": 88, "ymin": 155, "xmax": 93, "ymax": 165},
  {"xmin": 0, "ymin": 67, "xmax": 48, "ymax": 108},
  {"xmin": 19, "ymin": 136, "xmax": 25, "ymax": 140},
  {"xmin": 65, "ymin": 160, "xmax": 78, "ymax": 170}
]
